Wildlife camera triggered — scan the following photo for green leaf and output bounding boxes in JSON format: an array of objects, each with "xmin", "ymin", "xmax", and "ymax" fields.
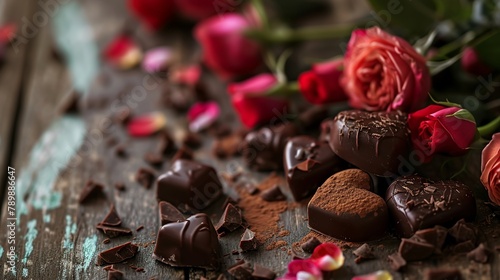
[
  {"xmin": 429, "ymin": 94, "xmax": 462, "ymax": 108},
  {"xmin": 433, "ymin": 0, "xmax": 472, "ymax": 22},
  {"xmin": 447, "ymin": 108, "xmax": 476, "ymax": 123},
  {"xmin": 473, "ymin": 29, "xmax": 500, "ymax": 69},
  {"xmin": 367, "ymin": 0, "xmax": 437, "ymax": 36}
]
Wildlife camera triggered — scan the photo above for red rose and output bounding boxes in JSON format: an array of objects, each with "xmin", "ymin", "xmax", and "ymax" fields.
[
  {"xmin": 298, "ymin": 58, "xmax": 348, "ymax": 105},
  {"xmin": 342, "ymin": 27, "xmax": 431, "ymax": 112},
  {"xmin": 128, "ymin": 0, "xmax": 175, "ymax": 30},
  {"xmin": 461, "ymin": 47, "xmax": 492, "ymax": 76},
  {"xmin": 481, "ymin": 133, "xmax": 500, "ymax": 205},
  {"xmin": 228, "ymin": 74, "xmax": 289, "ymax": 128},
  {"xmin": 175, "ymin": 0, "xmax": 225, "ymax": 20},
  {"xmin": 408, "ymin": 105, "xmax": 476, "ymax": 162},
  {"xmin": 194, "ymin": 13, "xmax": 261, "ymax": 79}
]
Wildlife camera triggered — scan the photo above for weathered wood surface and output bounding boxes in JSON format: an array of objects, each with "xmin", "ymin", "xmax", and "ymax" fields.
[{"xmin": 0, "ymin": 0, "xmax": 499, "ymax": 280}]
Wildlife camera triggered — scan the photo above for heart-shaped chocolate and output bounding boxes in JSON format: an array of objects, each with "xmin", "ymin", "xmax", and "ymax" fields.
[
  {"xmin": 153, "ymin": 213, "xmax": 221, "ymax": 270},
  {"xmin": 284, "ymin": 136, "xmax": 346, "ymax": 201},
  {"xmin": 385, "ymin": 175, "xmax": 476, "ymax": 238},
  {"xmin": 307, "ymin": 169, "xmax": 388, "ymax": 241},
  {"xmin": 325, "ymin": 110, "xmax": 410, "ymax": 176}
]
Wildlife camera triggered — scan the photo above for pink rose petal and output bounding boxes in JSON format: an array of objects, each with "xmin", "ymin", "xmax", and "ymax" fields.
[
  {"xmin": 352, "ymin": 270, "xmax": 393, "ymax": 280},
  {"xmin": 103, "ymin": 35, "xmax": 142, "ymax": 69},
  {"xmin": 187, "ymin": 101, "xmax": 220, "ymax": 132},
  {"xmin": 310, "ymin": 243, "xmax": 344, "ymax": 271},
  {"xmin": 142, "ymin": 47, "xmax": 172, "ymax": 73},
  {"xmin": 127, "ymin": 112, "xmax": 166, "ymax": 137}
]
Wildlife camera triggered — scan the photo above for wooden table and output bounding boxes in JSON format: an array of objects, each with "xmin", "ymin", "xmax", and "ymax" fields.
[{"xmin": 1, "ymin": 0, "xmax": 499, "ymax": 279}]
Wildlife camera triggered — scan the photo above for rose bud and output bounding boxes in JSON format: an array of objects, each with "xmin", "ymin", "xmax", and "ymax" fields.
[
  {"xmin": 298, "ymin": 58, "xmax": 348, "ymax": 105},
  {"xmin": 481, "ymin": 133, "xmax": 500, "ymax": 206},
  {"xmin": 408, "ymin": 105, "xmax": 476, "ymax": 162},
  {"xmin": 128, "ymin": 0, "xmax": 175, "ymax": 30},
  {"xmin": 195, "ymin": 13, "xmax": 261, "ymax": 79},
  {"xmin": 342, "ymin": 27, "xmax": 431, "ymax": 112},
  {"xmin": 461, "ymin": 47, "xmax": 492, "ymax": 76},
  {"xmin": 228, "ymin": 73, "xmax": 289, "ymax": 128}
]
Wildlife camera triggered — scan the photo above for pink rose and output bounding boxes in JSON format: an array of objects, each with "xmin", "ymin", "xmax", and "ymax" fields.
[
  {"xmin": 481, "ymin": 133, "xmax": 500, "ymax": 205},
  {"xmin": 228, "ymin": 74, "xmax": 289, "ymax": 128},
  {"xmin": 194, "ymin": 13, "xmax": 261, "ymax": 79},
  {"xmin": 342, "ymin": 27, "xmax": 431, "ymax": 112}
]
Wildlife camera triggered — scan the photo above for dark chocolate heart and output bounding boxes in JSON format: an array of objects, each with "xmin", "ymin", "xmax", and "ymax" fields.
[
  {"xmin": 283, "ymin": 136, "xmax": 346, "ymax": 201},
  {"xmin": 385, "ymin": 175, "xmax": 476, "ymax": 238},
  {"xmin": 308, "ymin": 169, "xmax": 388, "ymax": 241},
  {"xmin": 153, "ymin": 213, "xmax": 221, "ymax": 270}
]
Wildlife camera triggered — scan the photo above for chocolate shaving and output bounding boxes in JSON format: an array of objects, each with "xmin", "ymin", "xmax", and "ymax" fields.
[
  {"xmin": 260, "ymin": 185, "xmax": 286, "ymax": 202},
  {"xmin": 99, "ymin": 205, "xmax": 122, "ymax": 227},
  {"xmin": 79, "ymin": 180, "xmax": 105, "ymax": 203},
  {"xmin": 301, "ymin": 237, "xmax": 321, "ymax": 254},
  {"xmin": 97, "ymin": 242, "xmax": 139, "ymax": 266},
  {"xmin": 96, "ymin": 224, "xmax": 132, "ymax": 238},
  {"xmin": 135, "ymin": 168, "xmax": 156, "ymax": 189},
  {"xmin": 143, "ymin": 153, "xmax": 164, "ymax": 168},
  {"xmin": 388, "ymin": 252, "xmax": 406, "ymax": 271},
  {"xmin": 353, "ymin": 243, "xmax": 375, "ymax": 263},
  {"xmin": 172, "ymin": 146, "xmax": 193, "ymax": 162}
]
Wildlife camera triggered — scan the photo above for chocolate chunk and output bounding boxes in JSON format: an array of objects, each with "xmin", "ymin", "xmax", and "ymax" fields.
[
  {"xmin": 424, "ymin": 268, "xmax": 462, "ymax": 280},
  {"xmin": 157, "ymin": 130, "xmax": 176, "ymax": 155},
  {"xmin": 297, "ymin": 106, "xmax": 328, "ymax": 130},
  {"xmin": 156, "ymin": 159, "xmax": 222, "ymax": 210},
  {"xmin": 307, "ymin": 169, "xmax": 388, "ymax": 241},
  {"xmin": 227, "ymin": 261, "xmax": 253, "ymax": 280},
  {"xmin": 467, "ymin": 243, "xmax": 491, "ymax": 263},
  {"xmin": 107, "ymin": 267, "xmax": 124, "ymax": 280},
  {"xmin": 182, "ymin": 132, "xmax": 202, "ymax": 149},
  {"xmin": 215, "ymin": 203, "xmax": 243, "ymax": 234},
  {"xmin": 448, "ymin": 219, "xmax": 479, "ymax": 244},
  {"xmin": 414, "ymin": 226, "xmax": 448, "ymax": 253},
  {"xmin": 353, "ymin": 243, "xmax": 375, "ymax": 263},
  {"xmin": 239, "ymin": 229, "xmax": 258, "ymax": 252},
  {"xmin": 242, "ymin": 123, "xmax": 299, "ymax": 171},
  {"xmin": 388, "ymin": 252, "xmax": 406, "ymax": 271},
  {"xmin": 301, "ymin": 237, "xmax": 321, "ymax": 254},
  {"xmin": 144, "ymin": 153, "xmax": 164, "ymax": 167},
  {"xmin": 153, "ymin": 213, "xmax": 221, "ymax": 270},
  {"xmin": 159, "ymin": 201, "xmax": 185, "ymax": 226},
  {"xmin": 385, "ymin": 176, "xmax": 476, "ymax": 237},
  {"xmin": 96, "ymin": 224, "xmax": 132, "ymax": 238},
  {"xmin": 172, "ymin": 146, "xmax": 194, "ymax": 162},
  {"xmin": 100, "ymin": 205, "xmax": 122, "ymax": 226},
  {"xmin": 260, "ymin": 185, "xmax": 286, "ymax": 202},
  {"xmin": 79, "ymin": 180, "xmax": 105, "ymax": 203},
  {"xmin": 97, "ymin": 242, "xmax": 139, "ymax": 266},
  {"xmin": 135, "ymin": 168, "xmax": 156, "ymax": 189},
  {"xmin": 113, "ymin": 107, "xmax": 131, "ymax": 125},
  {"xmin": 115, "ymin": 144, "xmax": 127, "ymax": 158},
  {"xmin": 398, "ymin": 238, "xmax": 435, "ymax": 261},
  {"xmin": 59, "ymin": 90, "xmax": 80, "ymax": 114},
  {"xmin": 252, "ymin": 264, "xmax": 276, "ymax": 280},
  {"xmin": 326, "ymin": 110, "xmax": 409, "ymax": 176},
  {"xmin": 451, "ymin": 240, "xmax": 476, "ymax": 254},
  {"xmin": 284, "ymin": 136, "xmax": 346, "ymax": 200}
]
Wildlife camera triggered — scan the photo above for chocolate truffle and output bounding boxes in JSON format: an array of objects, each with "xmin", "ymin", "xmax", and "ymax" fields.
[
  {"xmin": 385, "ymin": 175, "xmax": 476, "ymax": 238},
  {"xmin": 153, "ymin": 213, "xmax": 221, "ymax": 270},
  {"xmin": 326, "ymin": 110, "xmax": 410, "ymax": 176},
  {"xmin": 284, "ymin": 136, "xmax": 346, "ymax": 200},
  {"xmin": 307, "ymin": 169, "xmax": 388, "ymax": 241},
  {"xmin": 156, "ymin": 159, "xmax": 222, "ymax": 211},
  {"xmin": 242, "ymin": 123, "xmax": 299, "ymax": 171}
]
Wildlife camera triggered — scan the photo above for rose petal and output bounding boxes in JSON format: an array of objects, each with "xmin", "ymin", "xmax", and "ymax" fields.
[
  {"xmin": 0, "ymin": 23, "xmax": 16, "ymax": 44},
  {"xmin": 142, "ymin": 47, "xmax": 172, "ymax": 73},
  {"xmin": 127, "ymin": 112, "xmax": 166, "ymax": 137},
  {"xmin": 169, "ymin": 64, "xmax": 201, "ymax": 86},
  {"xmin": 279, "ymin": 260, "xmax": 322, "ymax": 280},
  {"xmin": 310, "ymin": 243, "xmax": 344, "ymax": 271},
  {"xmin": 352, "ymin": 270, "xmax": 393, "ymax": 280},
  {"xmin": 187, "ymin": 101, "xmax": 220, "ymax": 132},
  {"xmin": 103, "ymin": 35, "xmax": 142, "ymax": 69}
]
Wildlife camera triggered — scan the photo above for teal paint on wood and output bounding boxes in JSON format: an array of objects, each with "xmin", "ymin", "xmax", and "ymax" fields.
[
  {"xmin": 43, "ymin": 214, "xmax": 51, "ymax": 223},
  {"xmin": 63, "ymin": 215, "xmax": 77, "ymax": 249},
  {"xmin": 0, "ymin": 245, "xmax": 3, "ymax": 258},
  {"xmin": 80, "ymin": 235, "xmax": 97, "ymax": 270},
  {"xmin": 22, "ymin": 268, "xmax": 28, "ymax": 278}
]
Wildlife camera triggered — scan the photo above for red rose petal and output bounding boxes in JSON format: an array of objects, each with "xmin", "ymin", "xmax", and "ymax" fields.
[
  {"xmin": 310, "ymin": 243, "xmax": 344, "ymax": 271},
  {"xmin": 127, "ymin": 112, "xmax": 166, "ymax": 137},
  {"xmin": 103, "ymin": 35, "xmax": 142, "ymax": 69}
]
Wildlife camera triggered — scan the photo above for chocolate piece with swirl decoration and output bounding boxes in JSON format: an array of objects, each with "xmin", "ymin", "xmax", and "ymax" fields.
[
  {"xmin": 153, "ymin": 213, "xmax": 221, "ymax": 270},
  {"xmin": 326, "ymin": 110, "xmax": 410, "ymax": 176},
  {"xmin": 386, "ymin": 175, "xmax": 476, "ymax": 238}
]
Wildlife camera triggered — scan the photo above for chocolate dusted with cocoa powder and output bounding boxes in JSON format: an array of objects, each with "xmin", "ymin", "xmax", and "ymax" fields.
[
  {"xmin": 242, "ymin": 123, "xmax": 300, "ymax": 171},
  {"xmin": 153, "ymin": 213, "xmax": 221, "ymax": 270},
  {"xmin": 156, "ymin": 159, "xmax": 223, "ymax": 211},
  {"xmin": 326, "ymin": 110, "xmax": 410, "ymax": 176},
  {"xmin": 385, "ymin": 176, "xmax": 476, "ymax": 238},
  {"xmin": 284, "ymin": 136, "xmax": 346, "ymax": 201},
  {"xmin": 307, "ymin": 169, "xmax": 388, "ymax": 241}
]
